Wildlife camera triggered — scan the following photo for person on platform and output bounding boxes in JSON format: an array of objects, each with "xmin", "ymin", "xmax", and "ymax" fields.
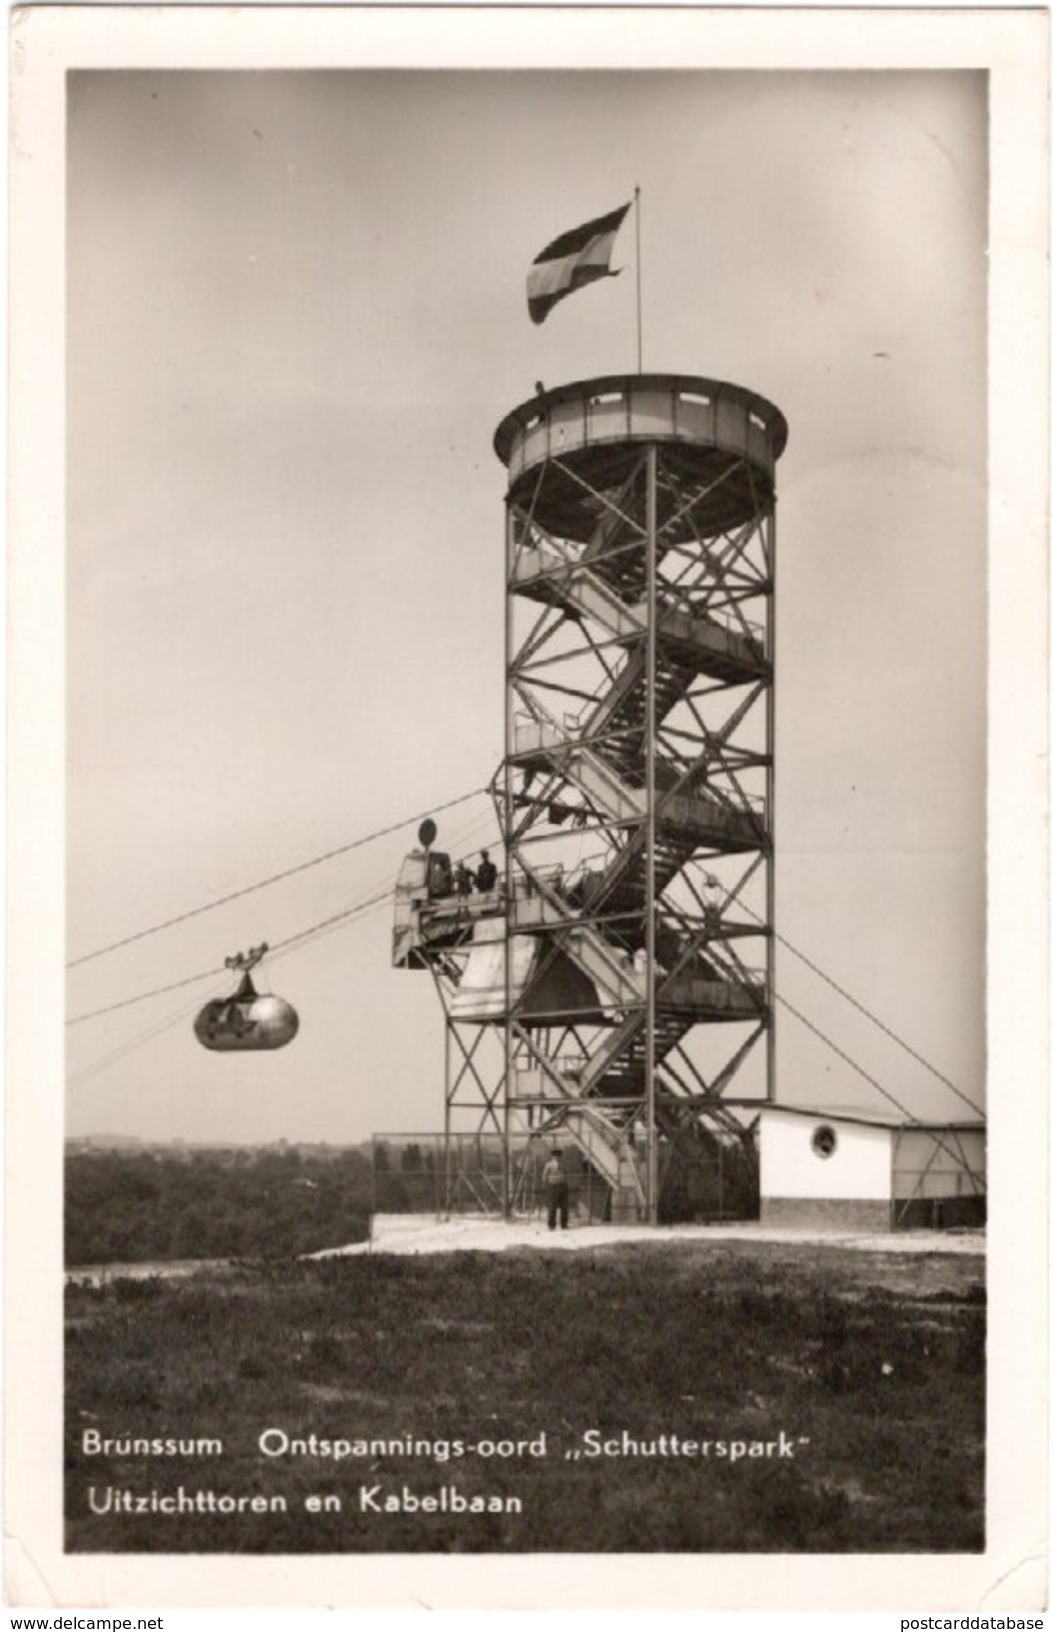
[
  {"xmin": 475, "ymin": 850, "xmax": 498, "ymax": 893},
  {"xmin": 702, "ymin": 873, "xmax": 723, "ymax": 935},
  {"xmin": 542, "ymin": 1148, "xmax": 570, "ymax": 1231},
  {"xmin": 454, "ymin": 860, "xmax": 475, "ymax": 897}
]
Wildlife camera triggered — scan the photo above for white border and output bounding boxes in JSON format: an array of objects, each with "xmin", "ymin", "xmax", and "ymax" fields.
[{"xmin": 6, "ymin": 6, "xmax": 1049, "ymax": 1611}]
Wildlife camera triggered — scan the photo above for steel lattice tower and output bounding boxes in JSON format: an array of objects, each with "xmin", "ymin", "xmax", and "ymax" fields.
[{"xmin": 396, "ymin": 373, "xmax": 787, "ymax": 1223}]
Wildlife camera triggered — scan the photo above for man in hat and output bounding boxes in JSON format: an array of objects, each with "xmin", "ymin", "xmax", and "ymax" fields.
[
  {"xmin": 475, "ymin": 849, "xmax": 498, "ymax": 893},
  {"xmin": 542, "ymin": 1147, "xmax": 570, "ymax": 1231}
]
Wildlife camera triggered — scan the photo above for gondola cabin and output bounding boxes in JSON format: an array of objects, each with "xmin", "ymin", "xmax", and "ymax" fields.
[{"xmin": 194, "ymin": 945, "xmax": 299, "ymax": 1052}]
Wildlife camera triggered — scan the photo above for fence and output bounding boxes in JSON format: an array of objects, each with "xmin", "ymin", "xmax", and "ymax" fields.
[
  {"xmin": 372, "ymin": 1132, "xmax": 615, "ymax": 1222},
  {"xmin": 371, "ymin": 1126, "xmax": 758, "ymax": 1224}
]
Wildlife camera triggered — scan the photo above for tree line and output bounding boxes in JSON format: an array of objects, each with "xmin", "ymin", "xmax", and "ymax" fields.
[{"xmin": 65, "ymin": 1147, "xmax": 373, "ymax": 1266}]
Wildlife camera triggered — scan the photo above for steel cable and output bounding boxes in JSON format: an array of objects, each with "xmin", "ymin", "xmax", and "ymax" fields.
[
  {"xmin": 67, "ymin": 884, "xmax": 393, "ymax": 1026},
  {"xmin": 731, "ymin": 895, "xmax": 982, "ymax": 1117},
  {"xmin": 66, "ymin": 787, "xmax": 488, "ymax": 969}
]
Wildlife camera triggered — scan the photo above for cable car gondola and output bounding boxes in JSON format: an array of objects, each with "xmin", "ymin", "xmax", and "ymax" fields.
[{"xmin": 194, "ymin": 943, "xmax": 299, "ymax": 1052}]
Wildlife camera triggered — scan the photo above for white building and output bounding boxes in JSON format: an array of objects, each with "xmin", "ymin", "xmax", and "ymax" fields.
[{"xmin": 758, "ymin": 1105, "xmax": 986, "ymax": 1231}]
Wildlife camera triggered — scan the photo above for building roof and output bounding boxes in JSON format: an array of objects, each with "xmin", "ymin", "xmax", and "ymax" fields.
[{"xmin": 725, "ymin": 1101, "xmax": 985, "ymax": 1133}]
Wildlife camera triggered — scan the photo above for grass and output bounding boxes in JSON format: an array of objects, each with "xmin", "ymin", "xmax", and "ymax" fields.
[{"xmin": 65, "ymin": 1240, "xmax": 984, "ymax": 1553}]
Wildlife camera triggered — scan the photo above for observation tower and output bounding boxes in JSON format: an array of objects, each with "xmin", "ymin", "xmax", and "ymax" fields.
[{"xmin": 395, "ymin": 373, "xmax": 787, "ymax": 1223}]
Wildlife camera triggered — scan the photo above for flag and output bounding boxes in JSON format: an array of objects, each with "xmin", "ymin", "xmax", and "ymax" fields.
[{"xmin": 527, "ymin": 201, "xmax": 632, "ymax": 325}]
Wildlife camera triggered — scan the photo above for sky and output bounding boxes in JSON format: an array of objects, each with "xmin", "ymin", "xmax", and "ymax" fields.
[{"xmin": 65, "ymin": 69, "xmax": 988, "ymax": 1143}]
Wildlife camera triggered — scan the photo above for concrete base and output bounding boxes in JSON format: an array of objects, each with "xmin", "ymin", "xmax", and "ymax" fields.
[
  {"xmin": 312, "ymin": 1214, "xmax": 985, "ymax": 1259},
  {"xmin": 761, "ymin": 1197, "xmax": 891, "ymax": 1232}
]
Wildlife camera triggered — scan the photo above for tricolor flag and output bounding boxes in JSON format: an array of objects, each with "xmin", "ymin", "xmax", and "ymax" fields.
[{"xmin": 527, "ymin": 201, "xmax": 632, "ymax": 325}]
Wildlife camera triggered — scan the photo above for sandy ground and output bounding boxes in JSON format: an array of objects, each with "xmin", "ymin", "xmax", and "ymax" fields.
[
  {"xmin": 315, "ymin": 1212, "xmax": 986, "ymax": 1258},
  {"xmin": 66, "ymin": 1215, "xmax": 984, "ymax": 1284}
]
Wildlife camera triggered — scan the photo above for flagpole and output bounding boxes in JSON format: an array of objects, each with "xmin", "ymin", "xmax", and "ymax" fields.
[{"xmin": 634, "ymin": 185, "xmax": 643, "ymax": 372}]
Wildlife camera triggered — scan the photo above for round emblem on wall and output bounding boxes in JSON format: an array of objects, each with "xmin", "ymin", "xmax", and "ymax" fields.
[{"xmin": 811, "ymin": 1124, "xmax": 838, "ymax": 1159}]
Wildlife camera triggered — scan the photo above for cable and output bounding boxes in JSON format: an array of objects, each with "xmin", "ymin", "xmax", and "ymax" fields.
[
  {"xmin": 68, "ymin": 997, "xmax": 202, "ymax": 1087},
  {"xmin": 775, "ymin": 992, "xmax": 980, "ymax": 1180},
  {"xmin": 66, "ymin": 786, "xmax": 488, "ymax": 970},
  {"xmin": 67, "ymin": 777, "xmax": 982, "ymax": 1177},
  {"xmin": 774, "ymin": 924, "xmax": 984, "ymax": 1119},
  {"xmin": 66, "ymin": 882, "xmax": 396, "ymax": 1026},
  {"xmin": 69, "ymin": 880, "xmax": 396, "ymax": 1071},
  {"xmin": 267, "ymin": 892, "xmax": 393, "ymax": 969},
  {"xmin": 74, "ymin": 886, "xmax": 392, "ymax": 1074},
  {"xmin": 72, "ymin": 765, "xmax": 977, "ymax": 1114},
  {"xmin": 66, "ymin": 771, "xmax": 503, "ymax": 1027},
  {"xmin": 732, "ymin": 894, "xmax": 983, "ymax": 1119},
  {"xmin": 67, "ymin": 966, "xmax": 227, "ymax": 1026},
  {"xmin": 269, "ymin": 886, "xmax": 392, "ymax": 958},
  {"xmin": 66, "ymin": 812, "xmax": 502, "ymax": 1033}
]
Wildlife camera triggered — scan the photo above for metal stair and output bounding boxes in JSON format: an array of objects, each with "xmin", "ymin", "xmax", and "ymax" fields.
[
  {"xmin": 513, "ymin": 542, "xmax": 766, "ymax": 684},
  {"xmin": 512, "ymin": 548, "xmax": 645, "ymax": 642},
  {"xmin": 543, "ymin": 1103, "xmax": 646, "ymax": 1217}
]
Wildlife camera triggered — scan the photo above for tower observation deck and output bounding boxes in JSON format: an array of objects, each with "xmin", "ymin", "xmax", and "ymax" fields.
[{"xmin": 394, "ymin": 374, "xmax": 787, "ymax": 1223}]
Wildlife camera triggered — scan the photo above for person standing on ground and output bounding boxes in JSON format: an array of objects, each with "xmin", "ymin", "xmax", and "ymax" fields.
[{"xmin": 542, "ymin": 1148, "xmax": 570, "ymax": 1231}]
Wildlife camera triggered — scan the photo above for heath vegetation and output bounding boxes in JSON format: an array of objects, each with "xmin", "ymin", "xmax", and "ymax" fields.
[{"xmin": 66, "ymin": 1240, "xmax": 984, "ymax": 1554}]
